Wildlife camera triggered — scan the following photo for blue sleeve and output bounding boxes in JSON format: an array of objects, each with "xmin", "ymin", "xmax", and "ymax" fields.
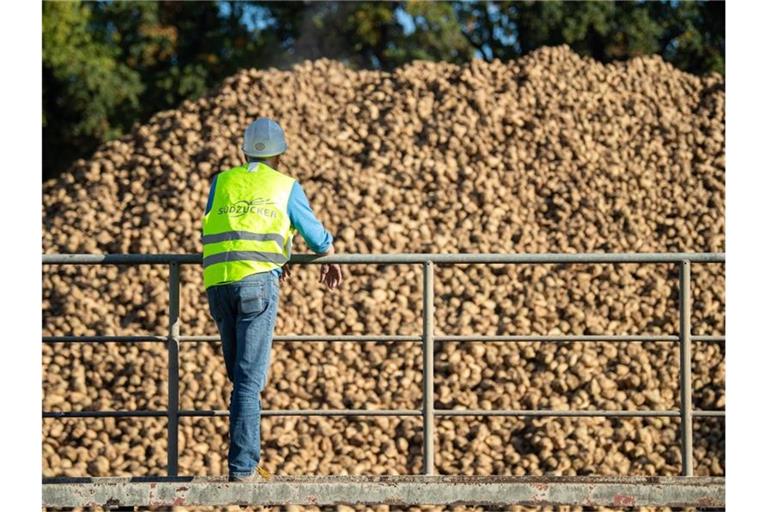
[
  {"xmin": 287, "ymin": 181, "xmax": 333, "ymax": 253},
  {"xmin": 204, "ymin": 175, "xmax": 217, "ymax": 215}
]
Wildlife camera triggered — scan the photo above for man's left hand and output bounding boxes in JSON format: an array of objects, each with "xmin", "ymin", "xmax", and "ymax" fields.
[{"xmin": 279, "ymin": 264, "xmax": 291, "ymax": 283}]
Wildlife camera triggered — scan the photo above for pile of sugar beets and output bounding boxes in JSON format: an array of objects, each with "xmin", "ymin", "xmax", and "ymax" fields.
[{"xmin": 43, "ymin": 45, "xmax": 724, "ymax": 509}]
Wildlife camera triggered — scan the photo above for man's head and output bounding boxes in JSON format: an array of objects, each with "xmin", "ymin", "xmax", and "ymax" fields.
[{"xmin": 242, "ymin": 117, "xmax": 287, "ymax": 166}]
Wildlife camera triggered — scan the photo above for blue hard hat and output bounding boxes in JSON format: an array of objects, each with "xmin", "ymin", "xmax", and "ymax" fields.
[{"xmin": 242, "ymin": 117, "xmax": 287, "ymax": 158}]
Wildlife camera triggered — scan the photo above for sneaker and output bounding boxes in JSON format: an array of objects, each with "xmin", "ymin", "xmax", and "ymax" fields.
[{"xmin": 229, "ymin": 465, "xmax": 272, "ymax": 482}]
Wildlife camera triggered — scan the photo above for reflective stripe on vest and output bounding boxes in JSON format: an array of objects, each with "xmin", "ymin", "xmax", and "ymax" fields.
[
  {"xmin": 202, "ymin": 250, "xmax": 288, "ymax": 268},
  {"xmin": 201, "ymin": 231, "xmax": 285, "ymax": 246},
  {"xmin": 201, "ymin": 163, "xmax": 296, "ymax": 289}
]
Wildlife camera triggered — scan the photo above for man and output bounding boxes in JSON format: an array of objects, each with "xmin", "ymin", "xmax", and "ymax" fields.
[{"xmin": 202, "ymin": 117, "xmax": 343, "ymax": 482}]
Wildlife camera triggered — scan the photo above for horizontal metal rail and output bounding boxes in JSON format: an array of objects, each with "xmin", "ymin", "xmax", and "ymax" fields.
[
  {"xmin": 42, "ymin": 252, "xmax": 725, "ymax": 492},
  {"xmin": 42, "ymin": 334, "xmax": 725, "ymax": 343},
  {"xmin": 41, "ymin": 475, "xmax": 725, "ymax": 508},
  {"xmin": 43, "ymin": 408, "xmax": 725, "ymax": 419},
  {"xmin": 42, "ymin": 251, "xmax": 725, "ymax": 265}
]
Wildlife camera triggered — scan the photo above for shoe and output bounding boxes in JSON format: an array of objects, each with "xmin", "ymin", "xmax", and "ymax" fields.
[{"xmin": 228, "ymin": 465, "xmax": 272, "ymax": 482}]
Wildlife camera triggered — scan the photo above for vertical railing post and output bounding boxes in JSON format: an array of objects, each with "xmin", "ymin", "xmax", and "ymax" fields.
[
  {"xmin": 678, "ymin": 259, "xmax": 693, "ymax": 476},
  {"xmin": 167, "ymin": 262, "xmax": 181, "ymax": 477},
  {"xmin": 422, "ymin": 260, "xmax": 435, "ymax": 475}
]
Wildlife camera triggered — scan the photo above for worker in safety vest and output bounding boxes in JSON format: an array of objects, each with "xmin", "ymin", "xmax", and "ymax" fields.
[{"xmin": 202, "ymin": 117, "xmax": 342, "ymax": 482}]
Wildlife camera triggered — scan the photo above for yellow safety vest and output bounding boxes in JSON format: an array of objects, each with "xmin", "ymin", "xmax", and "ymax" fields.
[{"xmin": 202, "ymin": 163, "xmax": 297, "ymax": 289}]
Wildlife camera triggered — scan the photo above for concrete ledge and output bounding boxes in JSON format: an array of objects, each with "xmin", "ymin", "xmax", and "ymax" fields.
[{"xmin": 42, "ymin": 475, "xmax": 725, "ymax": 508}]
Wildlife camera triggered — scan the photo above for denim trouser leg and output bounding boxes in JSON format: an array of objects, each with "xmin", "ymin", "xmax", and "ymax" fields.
[{"xmin": 206, "ymin": 271, "xmax": 279, "ymax": 477}]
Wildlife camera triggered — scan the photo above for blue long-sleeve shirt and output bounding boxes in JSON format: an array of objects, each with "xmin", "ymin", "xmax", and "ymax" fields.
[{"xmin": 204, "ymin": 162, "xmax": 333, "ymax": 277}]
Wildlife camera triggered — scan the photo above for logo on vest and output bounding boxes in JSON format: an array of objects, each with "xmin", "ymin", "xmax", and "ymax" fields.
[{"xmin": 217, "ymin": 198, "xmax": 277, "ymax": 218}]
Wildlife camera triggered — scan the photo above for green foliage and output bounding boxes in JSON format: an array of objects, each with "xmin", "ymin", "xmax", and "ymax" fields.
[
  {"xmin": 455, "ymin": 0, "xmax": 723, "ymax": 74},
  {"xmin": 43, "ymin": 1, "xmax": 269, "ymax": 179},
  {"xmin": 255, "ymin": 1, "xmax": 472, "ymax": 69},
  {"xmin": 255, "ymin": 2, "xmax": 396, "ymax": 68},
  {"xmin": 43, "ymin": 2, "xmax": 143, "ymax": 174},
  {"xmin": 42, "ymin": 0, "xmax": 724, "ymax": 181},
  {"xmin": 43, "ymin": 2, "xmax": 143, "ymax": 137},
  {"xmin": 391, "ymin": 1, "xmax": 474, "ymax": 65}
]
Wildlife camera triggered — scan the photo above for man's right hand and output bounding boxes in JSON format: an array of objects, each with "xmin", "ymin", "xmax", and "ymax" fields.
[
  {"xmin": 319, "ymin": 263, "xmax": 343, "ymax": 289},
  {"xmin": 318, "ymin": 244, "xmax": 343, "ymax": 289}
]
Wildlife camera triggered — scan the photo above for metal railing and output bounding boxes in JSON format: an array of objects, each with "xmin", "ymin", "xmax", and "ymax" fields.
[{"xmin": 42, "ymin": 252, "xmax": 725, "ymax": 478}]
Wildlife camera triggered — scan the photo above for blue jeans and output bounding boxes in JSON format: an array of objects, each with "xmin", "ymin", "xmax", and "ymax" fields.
[{"xmin": 206, "ymin": 271, "xmax": 279, "ymax": 477}]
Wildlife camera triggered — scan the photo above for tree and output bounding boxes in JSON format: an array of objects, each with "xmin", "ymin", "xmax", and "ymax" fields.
[
  {"xmin": 390, "ymin": 1, "xmax": 475, "ymax": 67},
  {"xmin": 43, "ymin": 2, "xmax": 143, "ymax": 179},
  {"xmin": 454, "ymin": 1, "xmax": 724, "ymax": 74},
  {"xmin": 43, "ymin": 1, "xmax": 272, "ymax": 180},
  {"xmin": 250, "ymin": 1, "xmax": 472, "ymax": 70}
]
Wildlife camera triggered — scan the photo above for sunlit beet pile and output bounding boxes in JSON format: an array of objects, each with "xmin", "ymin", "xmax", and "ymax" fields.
[{"xmin": 42, "ymin": 45, "xmax": 724, "ymax": 512}]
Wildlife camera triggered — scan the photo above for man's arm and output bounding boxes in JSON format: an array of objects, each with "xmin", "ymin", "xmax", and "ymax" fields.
[
  {"xmin": 287, "ymin": 181, "xmax": 342, "ymax": 289},
  {"xmin": 287, "ymin": 181, "xmax": 334, "ymax": 253},
  {"xmin": 204, "ymin": 175, "xmax": 217, "ymax": 215},
  {"xmin": 201, "ymin": 175, "xmax": 217, "ymax": 239}
]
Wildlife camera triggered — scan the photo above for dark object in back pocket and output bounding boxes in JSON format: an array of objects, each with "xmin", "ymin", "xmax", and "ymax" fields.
[{"xmin": 239, "ymin": 283, "xmax": 268, "ymax": 316}]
